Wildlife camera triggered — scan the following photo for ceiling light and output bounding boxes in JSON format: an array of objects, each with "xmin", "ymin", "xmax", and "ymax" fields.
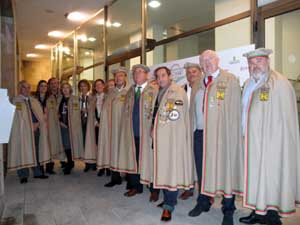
[
  {"xmin": 84, "ymin": 51, "xmax": 90, "ymax": 56},
  {"xmin": 88, "ymin": 37, "xmax": 96, "ymax": 42},
  {"xmin": 96, "ymin": 19, "xmax": 104, "ymax": 25},
  {"xmin": 77, "ymin": 34, "xmax": 87, "ymax": 42},
  {"xmin": 35, "ymin": 44, "xmax": 50, "ymax": 50},
  {"xmin": 149, "ymin": 0, "xmax": 161, "ymax": 8},
  {"xmin": 26, "ymin": 53, "xmax": 39, "ymax": 58},
  {"xmin": 66, "ymin": 11, "xmax": 88, "ymax": 22},
  {"xmin": 48, "ymin": 30, "xmax": 65, "ymax": 38},
  {"xmin": 106, "ymin": 21, "xmax": 112, "ymax": 27},
  {"xmin": 112, "ymin": 22, "xmax": 122, "ymax": 28}
]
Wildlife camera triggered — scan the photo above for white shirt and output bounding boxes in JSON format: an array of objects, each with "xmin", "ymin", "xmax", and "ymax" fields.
[
  {"xmin": 241, "ymin": 75, "xmax": 267, "ymax": 136},
  {"xmin": 204, "ymin": 69, "xmax": 220, "ymax": 83},
  {"xmin": 186, "ymin": 84, "xmax": 192, "ymax": 108},
  {"xmin": 135, "ymin": 81, "xmax": 148, "ymax": 93},
  {"xmin": 116, "ymin": 85, "xmax": 126, "ymax": 92}
]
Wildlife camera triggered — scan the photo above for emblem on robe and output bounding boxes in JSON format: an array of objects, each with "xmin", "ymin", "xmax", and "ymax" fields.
[
  {"xmin": 259, "ymin": 86, "xmax": 270, "ymax": 101},
  {"xmin": 16, "ymin": 103, "xmax": 22, "ymax": 111},
  {"xmin": 216, "ymin": 81, "xmax": 226, "ymax": 100}
]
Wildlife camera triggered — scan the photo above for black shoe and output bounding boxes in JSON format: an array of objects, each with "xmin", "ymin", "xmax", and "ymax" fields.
[
  {"xmin": 20, "ymin": 178, "xmax": 28, "ymax": 184},
  {"xmin": 60, "ymin": 161, "xmax": 66, "ymax": 168},
  {"xmin": 63, "ymin": 167, "xmax": 71, "ymax": 175},
  {"xmin": 46, "ymin": 170, "xmax": 56, "ymax": 175},
  {"xmin": 188, "ymin": 204, "xmax": 209, "ymax": 217},
  {"xmin": 97, "ymin": 169, "xmax": 104, "ymax": 176},
  {"xmin": 92, "ymin": 165, "xmax": 97, "ymax": 171},
  {"xmin": 104, "ymin": 180, "xmax": 122, "ymax": 187},
  {"xmin": 106, "ymin": 169, "xmax": 111, "ymax": 176},
  {"xmin": 239, "ymin": 211, "xmax": 266, "ymax": 224},
  {"xmin": 157, "ymin": 201, "xmax": 164, "ymax": 208},
  {"xmin": 83, "ymin": 167, "xmax": 90, "ymax": 172},
  {"xmin": 222, "ymin": 215, "xmax": 234, "ymax": 225},
  {"xmin": 34, "ymin": 175, "xmax": 49, "ymax": 179}
]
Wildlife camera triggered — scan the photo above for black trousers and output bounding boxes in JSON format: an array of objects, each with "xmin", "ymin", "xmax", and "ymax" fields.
[
  {"xmin": 127, "ymin": 137, "xmax": 143, "ymax": 192},
  {"xmin": 194, "ymin": 129, "xmax": 236, "ymax": 215}
]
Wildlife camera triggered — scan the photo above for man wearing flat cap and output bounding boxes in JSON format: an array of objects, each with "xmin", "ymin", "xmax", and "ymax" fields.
[
  {"xmin": 188, "ymin": 50, "xmax": 243, "ymax": 225},
  {"xmin": 97, "ymin": 67, "xmax": 129, "ymax": 187},
  {"xmin": 118, "ymin": 64, "xmax": 160, "ymax": 200},
  {"xmin": 179, "ymin": 62, "xmax": 203, "ymax": 200},
  {"xmin": 240, "ymin": 48, "xmax": 300, "ymax": 225}
]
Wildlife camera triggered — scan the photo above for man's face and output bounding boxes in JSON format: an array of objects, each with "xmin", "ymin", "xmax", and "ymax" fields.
[
  {"xmin": 79, "ymin": 82, "xmax": 89, "ymax": 95},
  {"xmin": 248, "ymin": 57, "xmax": 269, "ymax": 81},
  {"xmin": 49, "ymin": 78, "xmax": 59, "ymax": 93},
  {"xmin": 19, "ymin": 82, "xmax": 31, "ymax": 97},
  {"xmin": 156, "ymin": 68, "xmax": 171, "ymax": 88},
  {"xmin": 200, "ymin": 52, "xmax": 219, "ymax": 76},
  {"xmin": 186, "ymin": 67, "xmax": 202, "ymax": 86},
  {"xmin": 133, "ymin": 68, "xmax": 148, "ymax": 85},
  {"xmin": 114, "ymin": 72, "xmax": 127, "ymax": 87}
]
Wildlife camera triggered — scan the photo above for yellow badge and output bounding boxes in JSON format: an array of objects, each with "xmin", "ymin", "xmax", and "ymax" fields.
[
  {"xmin": 119, "ymin": 95, "xmax": 126, "ymax": 102},
  {"xmin": 73, "ymin": 103, "xmax": 79, "ymax": 110},
  {"xmin": 16, "ymin": 103, "xmax": 22, "ymax": 111},
  {"xmin": 259, "ymin": 86, "xmax": 270, "ymax": 101},
  {"xmin": 216, "ymin": 81, "xmax": 226, "ymax": 100},
  {"xmin": 216, "ymin": 90, "xmax": 225, "ymax": 100},
  {"xmin": 166, "ymin": 99, "xmax": 175, "ymax": 112},
  {"xmin": 48, "ymin": 100, "xmax": 54, "ymax": 109}
]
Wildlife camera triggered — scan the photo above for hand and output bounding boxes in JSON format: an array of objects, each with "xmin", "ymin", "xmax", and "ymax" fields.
[
  {"xmin": 60, "ymin": 122, "xmax": 68, "ymax": 128},
  {"xmin": 33, "ymin": 122, "xmax": 39, "ymax": 131}
]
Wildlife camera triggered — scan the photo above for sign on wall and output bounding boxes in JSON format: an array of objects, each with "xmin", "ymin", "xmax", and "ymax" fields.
[{"xmin": 149, "ymin": 44, "xmax": 255, "ymax": 86}]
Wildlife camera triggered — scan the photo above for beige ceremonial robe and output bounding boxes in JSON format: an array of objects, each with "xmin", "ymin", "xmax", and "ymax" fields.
[
  {"xmin": 118, "ymin": 82, "xmax": 158, "ymax": 173},
  {"xmin": 8, "ymin": 95, "xmax": 51, "ymax": 170},
  {"xmin": 140, "ymin": 82, "xmax": 195, "ymax": 191},
  {"xmin": 201, "ymin": 69, "xmax": 243, "ymax": 197},
  {"xmin": 243, "ymin": 70, "xmax": 300, "ymax": 217},
  {"xmin": 97, "ymin": 86, "xmax": 129, "ymax": 170},
  {"xmin": 83, "ymin": 95, "xmax": 97, "ymax": 163},
  {"xmin": 46, "ymin": 95, "xmax": 64, "ymax": 159},
  {"xmin": 58, "ymin": 95, "xmax": 84, "ymax": 160}
]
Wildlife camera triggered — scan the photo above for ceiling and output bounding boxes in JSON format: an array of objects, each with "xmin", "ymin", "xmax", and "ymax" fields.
[
  {"xmin": 15, "ymin": 0, "xmax": 112, "ymax": 60},
  {"xmin": 15, "ymin": 0, "xmax": 228, "ymax": 62}
]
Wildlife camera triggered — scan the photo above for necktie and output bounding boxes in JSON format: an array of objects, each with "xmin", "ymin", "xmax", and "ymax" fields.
[
  {"xmin": 205, "ymin": 76, "xmax": 213, "ymax": 87},
  {"xmin": 135, "ymin": 86, "xmax": 141, "ymax": 98}
]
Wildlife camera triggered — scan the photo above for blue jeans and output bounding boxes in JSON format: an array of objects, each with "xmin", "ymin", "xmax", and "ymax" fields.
[{"xmin": 163, "ymin": 190, "xmax": 178, "ymax": 212}]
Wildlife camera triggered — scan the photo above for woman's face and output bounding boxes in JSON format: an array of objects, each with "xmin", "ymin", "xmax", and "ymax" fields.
[
  {"xmin": 39, "ymin": 82, "xmax": 48, "ymax": 94},
  {"xmin": 95, "ymin": 81, "xmax": 105, "ymax": 94},
  {"xmin": 62, "ymin": 84, "xmax": 71, "ymax": 96}
]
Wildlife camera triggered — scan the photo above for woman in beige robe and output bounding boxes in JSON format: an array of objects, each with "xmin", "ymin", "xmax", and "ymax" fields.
[{"xmin": 58, "ymin": 82, "xmax": 84, "ymax": 174}]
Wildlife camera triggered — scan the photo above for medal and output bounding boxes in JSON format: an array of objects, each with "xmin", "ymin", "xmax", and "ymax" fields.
[
  {"xmin": 168, "ymin": 109, "xmax": 180, "ymax": 121},
  {"xmin": 119, "ymin": 95, "xmax": 126, "ymax": 102},
  {"xmin": 216, "ymin": 81, "xmax": 226, "ymax": 100},
  {"xmin": 73, "ymin": 103, "xmax": 79, "ymax": 110}
]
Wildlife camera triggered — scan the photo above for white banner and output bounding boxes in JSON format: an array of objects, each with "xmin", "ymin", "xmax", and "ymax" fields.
[{"xmin": 149, "ymin": 44, "xmax": 255, "ymax": 86}]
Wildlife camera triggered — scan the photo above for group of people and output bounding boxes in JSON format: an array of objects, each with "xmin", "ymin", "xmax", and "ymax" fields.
[{"xmin": 7, "ymin": 48, "xmax": 300, "ymax": 225}]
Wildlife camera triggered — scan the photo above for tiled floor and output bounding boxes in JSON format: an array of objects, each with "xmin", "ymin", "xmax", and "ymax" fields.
[{"xmin": 3, "ymin": 161, "xmax": 300, "ymax": 225}]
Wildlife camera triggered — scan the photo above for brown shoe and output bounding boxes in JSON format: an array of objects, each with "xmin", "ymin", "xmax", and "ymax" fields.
[
  {"xmin": 149, "ymin": 192, "xmax": 159, "ymax": 202},
  {"xmin": 124, "ymin": 189, "xmax": 139, "ymax": 197},
  {"xmin": 161, "ymin": 209, "xmax": 172, "ymax": 222},
  {"xmin": 179, "ymin": 191, "xmax": 193, "ymax": 200}
]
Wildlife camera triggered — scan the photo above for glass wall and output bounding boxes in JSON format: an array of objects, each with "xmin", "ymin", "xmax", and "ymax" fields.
[
  {"xmin": 61, "ymin": 33, "xmax": 74, "ymax": 72},
  {"xmin": 107, "ymin": 0, "xmax": 142, "ymax": 66},
  {"xmin": 77, "ymin": 11, "xmax": 104, "ymax": 81}
]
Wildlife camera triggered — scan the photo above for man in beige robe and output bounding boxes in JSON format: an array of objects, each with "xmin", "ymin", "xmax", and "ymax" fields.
[
  {"xmin": 118, "ymin": 64, "xmax": 160, "ymax": 200},
  {"xmin": 46, "ymin": 77, "xmax": 64, "ymax": 173},
  {"xmin": 188, "ymin": 50, "xmax": 243, "ymax": 225},
  {"xmin": 8, "ymin": 80, "xmax": 50, "ymax": 183},
  {"xmin": 139, "ymin": 66, "xmax": 195, "ymax": 221},
  {"xmin": 97, "ymin": 67, "xmax": 129, "ymax": 187},
  {"xmin": 179, "ymin": 62, "xmax": 203, "ymax": 200},
  {"xmin": 240, "ymin": 48, "xmax": 300, "ymax": 225}
]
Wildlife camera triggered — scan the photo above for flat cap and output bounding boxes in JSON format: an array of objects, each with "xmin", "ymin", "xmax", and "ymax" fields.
[
  {"xmin": 111, "ymin": 67, "xmax": 128, "ymax": 75},
  {"xmin": 243, "ymin": 48, "xmax": 273, "ymax": 59},
  {"xmin": 184, "ymin": 62, "xmax": 201, "ymax": 70},
  {"xmin": 131, "ymin": 64, "xmax": 150, "ymax": 73}
]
